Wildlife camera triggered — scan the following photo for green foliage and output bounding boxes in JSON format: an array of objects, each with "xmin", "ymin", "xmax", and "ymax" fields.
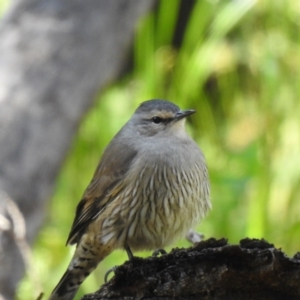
[
  {"xmin": 16, "ymin": 0, "xmax": 300, "ymax": 299},
  {"xmin": 0, "ymin": 0, "xmax": 8, "ymax": 15}
]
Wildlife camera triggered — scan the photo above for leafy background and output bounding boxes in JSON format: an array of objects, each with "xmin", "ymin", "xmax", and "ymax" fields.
[{"xmin": 1, "ymin": 0, "xmax": 300, "ymax": 299}]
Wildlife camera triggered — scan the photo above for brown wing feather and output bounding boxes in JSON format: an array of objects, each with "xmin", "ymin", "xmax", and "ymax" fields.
[{"xmin": 66, "ymin": 137, "xmax": 138, "ymax": 245}]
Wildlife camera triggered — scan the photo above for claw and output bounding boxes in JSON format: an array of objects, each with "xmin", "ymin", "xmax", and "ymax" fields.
[
  {"xmin": 152, "ymin": 248, "xmax": 167, "ymax": 257},
  {"xmin": 104, "ymin": 266, "xmax": 117, "ymax": 283}
]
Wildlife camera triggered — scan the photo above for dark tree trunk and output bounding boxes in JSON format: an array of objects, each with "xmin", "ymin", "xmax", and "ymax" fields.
[
  {"xmin": 0, "ymin": 1, "xmax": 154, "ymax": 299},
  {"xmin": 82, "ymin": 238, "xmax": 300, "ymax": 300}
]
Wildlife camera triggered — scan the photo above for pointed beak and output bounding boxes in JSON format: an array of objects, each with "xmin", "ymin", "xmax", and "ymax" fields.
[{"xmin": 174, "ymin": 109, "xmax": 196, "ymax": 121}]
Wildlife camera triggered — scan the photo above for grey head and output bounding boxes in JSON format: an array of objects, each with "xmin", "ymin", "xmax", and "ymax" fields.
[{"xmin": 128, "ymin": 99, "xmax": 195, "ymax": 137}]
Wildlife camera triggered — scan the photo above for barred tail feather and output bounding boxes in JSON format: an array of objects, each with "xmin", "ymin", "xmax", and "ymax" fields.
[
  {"xmin": 49, "ymin": 268, "xmax": 81, "ymax": 300},
  {"xmin": 49, "ymin": 241, "xmax": 112, "ymax": 300}
]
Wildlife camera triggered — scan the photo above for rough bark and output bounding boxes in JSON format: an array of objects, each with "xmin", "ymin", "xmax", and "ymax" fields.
[
  {"xmin": 0, "ymin": 0, "xmax": 154, "ymax": 299},
  {"xmin": 82, "ymin": 238, "xmax": 300, "ymax": 300}
]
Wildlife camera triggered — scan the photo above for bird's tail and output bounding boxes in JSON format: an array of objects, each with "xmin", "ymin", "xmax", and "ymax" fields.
[
  {"xmin": 48, "ymin": 267, "xmax": 83, "ymax": 300},
  {"xmin": 49, "ymin": 243, "xmax": 112, "ymax": 300}
]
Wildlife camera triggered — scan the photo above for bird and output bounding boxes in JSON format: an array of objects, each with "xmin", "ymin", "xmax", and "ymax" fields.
[{"xmin": 49, "ymin": 99, "xmax": 211, "ymax": 300}]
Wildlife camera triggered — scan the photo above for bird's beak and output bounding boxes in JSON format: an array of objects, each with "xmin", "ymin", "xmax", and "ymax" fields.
[{"xmin": 174, "ymin": 109, "xmax": 196, "ymax": 121}]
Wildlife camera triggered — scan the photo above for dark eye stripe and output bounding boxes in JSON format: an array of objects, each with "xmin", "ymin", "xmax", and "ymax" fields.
[{"xmin": 142, "ymin": 117, "xmax": 173, "ymax": 124}]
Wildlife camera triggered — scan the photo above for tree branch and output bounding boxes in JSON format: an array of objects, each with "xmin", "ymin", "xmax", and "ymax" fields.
[{"xmin": 82, "ymin": 238, "xmax": 300, "ymax": 300}]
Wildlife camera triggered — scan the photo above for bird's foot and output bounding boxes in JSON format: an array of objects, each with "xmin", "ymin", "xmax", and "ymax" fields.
[
  {"xmin": 104, "ymin": 266, "xmax": 118, "ymax": 283},
  {"xmin": 152, "ymin": 248, "xmax": 167, "ymax": 257},
  {"xmin": 186, "ymin": 229, "xmax": 204, "ymax": 244}
]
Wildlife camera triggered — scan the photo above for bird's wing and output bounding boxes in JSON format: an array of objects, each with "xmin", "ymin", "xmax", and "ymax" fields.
[{"xmin": 66, "ymin": 139, "xmax": 138, "ymax": 245}]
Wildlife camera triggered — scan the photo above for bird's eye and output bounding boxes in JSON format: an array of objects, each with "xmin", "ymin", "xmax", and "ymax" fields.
[{"xmin": 152, "ymin": 116, "xmax": 162, "ymax": 124}]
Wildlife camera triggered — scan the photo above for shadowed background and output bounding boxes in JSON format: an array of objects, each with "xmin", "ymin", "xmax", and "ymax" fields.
[{"xmin": 0, "ymin": 0, "xmax": 299, "ymax": 299}]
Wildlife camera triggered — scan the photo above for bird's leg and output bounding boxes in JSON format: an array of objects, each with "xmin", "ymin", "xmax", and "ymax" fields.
[
  {"xmin": 152, "ymin": 248, "xmax": 167, "ymax": 257},
  {"xmin": 104, "ymin": 244, "xmax": 134, "ymax": 283},
  {"xmin": 125, "ymin": 244, "xmax": 134, "ymax": 260}
]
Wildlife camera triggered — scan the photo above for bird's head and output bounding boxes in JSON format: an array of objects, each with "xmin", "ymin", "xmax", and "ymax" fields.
[{"xmin": 129, "ymin": 99, "xmax": 195, "ymax": 138}]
